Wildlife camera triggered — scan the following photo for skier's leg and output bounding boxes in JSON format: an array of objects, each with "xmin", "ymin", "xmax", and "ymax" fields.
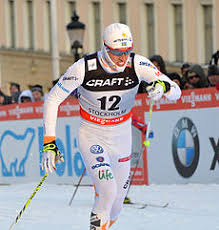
[
  {"xmin": 108, "ymin": 120, "xmax": 132, "ymax": 227},
  {"xmin": 109, "ymin": 159, "xmax": 131, "ymax": 227},
  {"xmin": 78, "ymin": 121, "xmax": 117, "ymax": 229}
]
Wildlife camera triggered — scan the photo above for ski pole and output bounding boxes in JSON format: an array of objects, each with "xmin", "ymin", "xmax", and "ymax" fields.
[
  {"xmin": 143, "ymin": 98, "xmax": 154, "ymax": 147},
  {"xmin": 69, "ymin": 168, "xmax": 86, "ymax": 206},
  {"xmin": 126, "ymin": 99, "xmax": 154, "ymax": 197},
  {"xmin": 9, "ymin": 173, "xmax": 48, "ymax": 230}
]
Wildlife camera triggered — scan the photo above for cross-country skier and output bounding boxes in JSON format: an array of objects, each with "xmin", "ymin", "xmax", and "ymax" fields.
[{"xmin": 41, "ymin": 23, "xmax": 181, "ymax": 229}]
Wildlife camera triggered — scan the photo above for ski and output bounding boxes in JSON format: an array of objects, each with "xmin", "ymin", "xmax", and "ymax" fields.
[
  {"xmin": 138, "ymin": 202, "xmax": 169, "ymax": 209},
  {"xmin": 124, "ymin": 201, "xmax": 169, "ymax": 209}
]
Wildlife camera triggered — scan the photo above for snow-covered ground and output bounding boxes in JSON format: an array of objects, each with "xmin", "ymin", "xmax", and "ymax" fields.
[{"xmin": 1, "ymin": 183, "xmax": 219, "ymax": 230}]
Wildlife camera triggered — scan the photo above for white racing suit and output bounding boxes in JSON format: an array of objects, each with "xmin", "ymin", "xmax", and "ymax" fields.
[{"xmin": 44, "ymin": 51, "xmax": 181, "ymax": 229}]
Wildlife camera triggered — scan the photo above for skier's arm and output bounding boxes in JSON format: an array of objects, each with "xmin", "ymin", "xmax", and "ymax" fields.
[
  {"xmin": 43, "ymin": 58, "xmax": 85, "ymax": 137},
  {"xmin": 41, "ymin": 58, "xmax": 85, "ymax": 173},
  {"xmin": 134, "ymin": 54, "xmax": 181, "ymax": 101}
]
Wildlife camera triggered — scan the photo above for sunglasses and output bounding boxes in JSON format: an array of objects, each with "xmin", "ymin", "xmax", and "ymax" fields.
[
  {"xmin": 188, "ymin": 74, "xmax": 199, "ymax": 80},
  {"xmin": 104, "ymin": 43, "xmax": 133, "ymax": 56}
]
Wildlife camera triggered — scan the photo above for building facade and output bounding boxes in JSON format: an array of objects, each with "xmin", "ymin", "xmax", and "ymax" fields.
[{"xmin": 0, "ymin": 0, "xmax": 218, "ymax": 93}]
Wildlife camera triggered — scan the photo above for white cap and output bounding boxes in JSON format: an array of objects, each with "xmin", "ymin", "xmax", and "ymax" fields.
[{"xmin": 103, "ymin": 23, "xmax": 133, "ymax": 49}]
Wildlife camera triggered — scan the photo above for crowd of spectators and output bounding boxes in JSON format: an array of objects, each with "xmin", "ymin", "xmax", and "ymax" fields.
[
  {"xmin": 0, "ymin": 77, "xmax": 77, "ymax": 106},
  {"xmin": 138, "ymin": 50, "xmax": 219, "ymax": 93},
  {"xmin": 0, "ymin": 51, "xmax": 218, "ymax": 106},
  {"xmin": 0, "ymin": 83, "xmax": 44, "ymax": 106}
]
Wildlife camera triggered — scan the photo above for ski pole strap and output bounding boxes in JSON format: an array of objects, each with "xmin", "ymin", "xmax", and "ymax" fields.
[
  {"xmin": 156, "ymin": 80, "xmax": 170, "ymax": 93},
  {"xmin": 43, "ymin": 142, "xmax": 58, "ymax": 153}
]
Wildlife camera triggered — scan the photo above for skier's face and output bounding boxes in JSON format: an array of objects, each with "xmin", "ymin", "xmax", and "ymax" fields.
[{"xmin": 108, "ymin": 50, "xmax": 130, "ymax": 67}]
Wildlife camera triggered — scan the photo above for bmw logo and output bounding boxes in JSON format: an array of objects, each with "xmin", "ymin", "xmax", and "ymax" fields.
[
  {"xmin": 172, "ymin": 117, "xmax": 199, "ymax": 178},
  {"xmin": 90, "ymin": 145, "xmax": 104, "ymax": 154}
]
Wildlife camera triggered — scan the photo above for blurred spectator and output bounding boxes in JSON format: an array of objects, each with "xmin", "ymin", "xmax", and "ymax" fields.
[
  {"xmin": 10, "ymin": 82, "xmax": 21, "ymax": 103},
  {"xmin": 181, "ymin": 63, "xmax": 191, "ymax": 87},
  {"xmin": 0, "ymin": 91, "xmax": 6, "ymax": 105},
  {"xmin": 185, "ymin": 64, "xmax": 208, "ymax": 89},
  {"xmin": 183, "ymin": 81, "xmax": 194, "ymax": 90},
  {"xmin": 0, "ymin": 88, "xmax": 11, "ymax": 105},
  {"xmin": 31, "ymin": 84, "xmax": 44, "ymax": 101},
  {"xmin": 181, "ymin": 63, "xmax": 190, "ymax": 78},
  {"xmin": 207, "ymin": 65, "xmax": 219, "ymax": 87},
  {"xmin": 149, "ymin": 54, "xmax": 168, "ymax": 75},
  {"xmin": 18, "ymin": 90, "xmax": 34, "ymax": 103},
  {"xmin": 209, "ymin": 50, "xmax": 219, "ymax": 66},
  {"xmin": 168, "ymin": 72, "xmax": 183, "ymax": 89},
  {"xmin": 10, "ymin": 82, "xmax": 20, "ymax": 94}
]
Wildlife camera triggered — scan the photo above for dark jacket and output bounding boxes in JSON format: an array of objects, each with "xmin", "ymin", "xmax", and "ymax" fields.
[{"xmin": 187, "ymin": 64, "xmax": 208, "ymax": 88}]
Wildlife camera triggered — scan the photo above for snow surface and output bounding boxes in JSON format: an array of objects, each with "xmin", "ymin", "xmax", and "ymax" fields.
[{"xmin": 1, "ymin": 183, "xmax": 219, "ymax": 230}]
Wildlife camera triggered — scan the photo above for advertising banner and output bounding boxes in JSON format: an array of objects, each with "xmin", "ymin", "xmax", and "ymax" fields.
[
  {"xmin": 0, "ymin": 87, "xmax": 218, "ymax": 184},
  {"xmin": 0, "ymin": 100, "xmax": 89, "ymax": 184},
  {"xmin": 138, "ymin": 87, "xmax": 219, "ymax": 184},
  {"xmin": 0, "ymin": 100, "xmax": 146, "ymax": 185}
]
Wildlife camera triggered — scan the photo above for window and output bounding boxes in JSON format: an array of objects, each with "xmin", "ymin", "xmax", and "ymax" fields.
[
  {"xmin": 8, "ymin": 0, "xmax": 16, "ymax": 48},
  {"xmin": 146, "ymin": 3, "xmax": 155, "ymax": 57},
  {"xmin": 118, "ymin": 2, "xmax": 127, "ymax": 24},
  {"xmin": 203, "ymin": 5, "xmax": 213, "ymax": 63},
  {"xmin": 92, "ymin": 2, "xmax": 101, "ymax": 50},
  {"xmin": 173, "ymin": 4, "xmax": 183, "ymax": 62},
  {"xmin": 27, "ymin": 0, "xmax": 34, "ymax": 49}
]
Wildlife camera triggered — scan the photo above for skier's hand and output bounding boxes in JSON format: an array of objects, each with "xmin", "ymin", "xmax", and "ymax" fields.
[
  {"xmin": 146, "ymin": 80, "xmax": 170, "ymax": 101},
  {"xmin": 41, "ymin": 140, "xmax": 64, "ymax": 173}
]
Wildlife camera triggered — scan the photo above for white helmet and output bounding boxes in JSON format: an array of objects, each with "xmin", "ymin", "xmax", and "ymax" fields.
[
  {"xmin": 103, "ymin": 23, "xmax": 133, "ymax": 49},
  {"xmin": 101, "ymin": 23, "xmax": 133, "ymax": 72}
]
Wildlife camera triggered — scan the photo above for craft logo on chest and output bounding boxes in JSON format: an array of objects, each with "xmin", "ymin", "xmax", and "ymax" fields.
[{"xmin": 85, "ymin": 77, "xmax": 135, "ymax": 88}]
